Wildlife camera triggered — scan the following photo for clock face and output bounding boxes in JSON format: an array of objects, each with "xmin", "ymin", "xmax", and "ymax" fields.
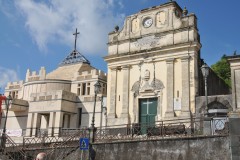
[
  {"xmin": 143, "ymin": 18, "xmax": 153, "ymax": 28},
  {"xmin": 215, "ymin": 119, "xmax": 225, "ymax": 130}
]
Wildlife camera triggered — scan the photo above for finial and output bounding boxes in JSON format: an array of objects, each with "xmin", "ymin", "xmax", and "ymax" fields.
[
  {"xmin": 73, "ymin": 28, "xmax": 80, "ymax": 51},
  {"xmin": 115, "ymin": 25, "xmax": 119, "ymax": 32},
  {"xmin": 183, "ymin": 7, "xmax": 188, "ymax": 16}
]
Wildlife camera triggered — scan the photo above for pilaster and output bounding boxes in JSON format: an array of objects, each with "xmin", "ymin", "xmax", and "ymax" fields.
[
  {"xmin": 232, "ymin": 68, "xmax": 240, "ymax": 111},
  {"xmin": 231, "ymin": 68, "xmax": 236, "ymax": 111},
  {"xmin": 121, "ymin": 65, "xmax": 130, "ymax": 119},
  {"xmin": 120, "ymin": 65, "xmax": 130, "ymax": 123},
  {"xmin": 108, "ymin": 67, "xmax": 117, "ymax": 118},
  {"xmin": 26, "ymin": 113, "xmax": 34, "ymax": 137},
  {"xmin": 54, "ymin": 112, "xmax": 63, "ymax": 136},
  {"xmin": 181, "ymin": 56, "xmax": 190, "ymax": 117},
  {"xmin": 48, "ymin": 112, "xmax": 55, "ymax": 137},
  {"xmin": 165, "ymin": 58, "xmax": 174, "ymax": 117},
  {"xmin": 32, "ymin": 113, "xmax": 41, "ymax": 137}
]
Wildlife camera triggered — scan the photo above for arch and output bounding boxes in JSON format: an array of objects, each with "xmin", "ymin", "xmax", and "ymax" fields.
[
  {"xmin": 208, "ymin": 101, "xmax": 228, "ymax": 110},
  {"xmin": 199, "ymin": 96, "xmax": 232, "ymax": 115}
]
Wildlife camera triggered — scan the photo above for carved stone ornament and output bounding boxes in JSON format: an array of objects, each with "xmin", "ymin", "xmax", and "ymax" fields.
[
  {"xmin": 134, "ymin": 35, "xmax": 160, "ymax": 48},
  {"xmin": 151, "ymin": 79, "xmax": 164, "ymax": 90},
  {"xmin": 131, "ymin": 81, "xmax": 140, "ymax": 97},
  {"xmin": 131, "ymin": 71, "xmax": 164, "ymax": 97},
  {"xmin": 140, "ymin": 69, "xmax": 152, "ymax": 92}
]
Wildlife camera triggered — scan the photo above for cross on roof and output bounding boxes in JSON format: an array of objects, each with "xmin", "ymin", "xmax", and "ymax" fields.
[
  {"xmin": 59, "ymin": 28, "xmax": 90, "ymax": 66},
  {"xmin": 73, "ymin": 28, "xmax": 80, "ymax": 51}
]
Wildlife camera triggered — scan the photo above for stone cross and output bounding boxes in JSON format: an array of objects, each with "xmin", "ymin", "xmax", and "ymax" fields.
[{"xmin": 73, "ymin": 28, "xmax": 80, "ymax": 51}]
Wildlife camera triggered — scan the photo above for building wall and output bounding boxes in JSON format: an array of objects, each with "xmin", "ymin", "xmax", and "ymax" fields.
[
  {"xmin": 1, "ymin": 63, "xmax": 107, "ymax": 137},
  {"xmin": 105, "ymin": 1, "xmax": 201, "ymax": 125},
  {"xmin": 90, "ymin": 137, "xmax": 230, "ymax": 160},
  {"xmin": 227, "ymin": 55, "xmax": 240, "ymax": 111}
]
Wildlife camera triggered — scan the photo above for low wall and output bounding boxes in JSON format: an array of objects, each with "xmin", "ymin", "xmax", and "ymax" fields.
[{"xmin": 91, "ymin": 136, "xmax": 230, "ymax": 160}]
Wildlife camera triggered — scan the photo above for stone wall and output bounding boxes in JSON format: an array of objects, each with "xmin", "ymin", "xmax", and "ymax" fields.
[
  {"xmin": 91, "ymin": 136, "xmax": 230, "ymax": 160},
  {"xmin": 198, "ymin": 67, "xmax": 231, "ymax": 97}
]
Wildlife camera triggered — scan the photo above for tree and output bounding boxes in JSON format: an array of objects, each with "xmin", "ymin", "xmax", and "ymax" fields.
[
  {"xmin": 211, "ymin": 55, "xmax": 231, "ymax": 87},
  {"xmin": 233, "ymin": 50, "xmax": 237, "ymax": 56}
]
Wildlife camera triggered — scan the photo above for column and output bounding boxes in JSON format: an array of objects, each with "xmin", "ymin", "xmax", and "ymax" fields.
[
  {"xmin": 232, "ymin": 68, "xmax": 240, "ymax": 111},
  {"xmin": 53, "ymin": 112, "xmax": 63, "ymax": 136},
  {"xmin": 181, "ymin": 56, "xmax": 190, "ymax": 117},
  {"xmin": 26, "ymin": 113, "xmax": 34, "ymax": 137},
  {"xmin": 165, "ymin": 58, "xmax": 174, "ymax": 117},
  {"xmin": 231, "ymin": 68, "xmax": 236, "ymax": 111},
  {"xmin": 48, "ymin": 112, "xmax": 55, "ymax": 137},
  {"xmin": 121, "ymin": 65, "xmax": 130, "ymax": 119},
  {"xmin": 108, "ymin": 67, "xmax": 117, "ymax": 118},
  {"xmin": 235, "ymin": 69, "xmax": 240, "ymax": 110},
  {"xmin": 32, "ymin": 113, "xmax": 41, "ymax": 137}
]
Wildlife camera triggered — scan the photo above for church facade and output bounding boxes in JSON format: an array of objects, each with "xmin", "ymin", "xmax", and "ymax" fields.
[
  {"xmin": 1, "ymin": 1, "xmax": 232, "ymax": 138},
  {"xmin": 105, "ymin": 1, "xmax": 230, "ymax": 126},
  {"xmin": 1, "ymin": 30, "xmax": 107, "ymax": 137}
]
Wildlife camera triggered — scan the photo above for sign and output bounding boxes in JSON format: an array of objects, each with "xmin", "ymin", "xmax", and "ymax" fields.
[
  {"xmin": 0, "ymin": 129, "xmax": 22, "ymax": 137},
  {"xmin": 174, "ymin": 98, "xmax": 181, "ymax": 111},
  {"xmin": 80, "ymin": 138, "xmax": 89, "ymax": 150}
]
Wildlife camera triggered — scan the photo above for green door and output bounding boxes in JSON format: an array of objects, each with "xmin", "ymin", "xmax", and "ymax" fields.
[{"xmin": 139, "ymin": 98, "xmax": 158, "ymax": 134}]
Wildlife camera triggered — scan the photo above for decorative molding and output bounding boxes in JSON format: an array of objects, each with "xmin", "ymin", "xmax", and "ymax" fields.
[
  {"xmin": 109, "ymin": 66, "xmax": 118, "ymax": 71},
  {"xmin": 131, "ymin": 81, "xmax": 140, "ymax": 97},
  {"xmin": 132, "ymin": 78, "xmax": 164, "ymax": 97},
  {"xmin": 121, "ymin": 65, "xmax": 130, "ymax": 69},
  {"xmin": 151, "ymin": 79, "xmax": 164, "ymax": 90},
  {"xmin": 166, "ymin": 58, "xmax": 175, "ymax": 63},
  {"xmin": 133, "ymin": 35, "xmax": 160, "ymax": 48},
  {"xmin": 181, "ymin": 56, "xmax": 190, "ymax": 61}
]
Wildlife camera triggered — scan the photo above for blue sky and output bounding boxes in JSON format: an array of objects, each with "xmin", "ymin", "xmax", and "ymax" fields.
[{"xmin": 0, "ymin": 0, "xmax": 240, "ymax": 91}]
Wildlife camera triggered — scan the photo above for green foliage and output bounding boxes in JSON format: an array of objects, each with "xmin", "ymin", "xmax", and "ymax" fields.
[
  {"xmin": 211, "ymin": 55, "xmax": 231, "ymax": 87},
  {"xmin": 233, "ymin": 50, "xmax": 237, "ymax": 55}
]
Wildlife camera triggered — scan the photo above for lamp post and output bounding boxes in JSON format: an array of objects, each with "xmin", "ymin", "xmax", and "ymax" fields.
[
  {"xmin": 201, "ymin": 63, "xmax": 209, "ymax": 115},
  {"xmin": 1, "ymin": 95, "xmax": 12, "ymax": 150},
  {"xmin": 90, "ymin": 81, "xmax": 101, "ymax": 143}
]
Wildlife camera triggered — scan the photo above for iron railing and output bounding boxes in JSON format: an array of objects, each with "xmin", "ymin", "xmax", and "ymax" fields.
[
  {"xmin": 46, "ymin": 129, "xmax": 89, "ymax": 160},
  {"xmin": 22, "ymin": 128, "xmax": 89, "ymax": 160},
  {"xmin": 94, "ymin": 117, "xmax": 229, "ymax": 143},
  {"xmin": 2, "ymin": 134, "xmax": 26, "ymax": 160},
  {"xmin": 0, "ymin": 117, "xmax": 228, "ymax": 159}
]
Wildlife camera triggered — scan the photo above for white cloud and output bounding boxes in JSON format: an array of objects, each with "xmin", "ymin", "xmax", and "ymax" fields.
[
  {"xmin": 0, "ymin": 67, "xmax": 19, "ymax": 93},
  {"xmin": 15, "ymin": 0, "xmax": 125, "ymax": 55}
]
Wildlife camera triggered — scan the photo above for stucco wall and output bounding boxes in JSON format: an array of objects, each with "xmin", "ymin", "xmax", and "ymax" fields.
[{"xmin": 92, "ymin": 136, "xmax": 230, "ymax": 160}]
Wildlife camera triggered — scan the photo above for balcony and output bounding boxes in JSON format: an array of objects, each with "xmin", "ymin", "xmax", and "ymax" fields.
[{"xmin": 2, "ymin": 99, "xmax": 28, "ymax": 112}]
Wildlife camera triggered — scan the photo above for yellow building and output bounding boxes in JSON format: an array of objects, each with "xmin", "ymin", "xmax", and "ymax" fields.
[{"xmin": 104, "ymin": 1, "xmax": 230, "ymax": 126}]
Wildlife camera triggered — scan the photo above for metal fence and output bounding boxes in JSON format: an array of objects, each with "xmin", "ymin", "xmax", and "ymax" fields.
[
  {"xmin": 94, "ymin": 117, "xmax": 229, "ymax": 143},
  {"xmin": 0, "ymin": 116, "xmax": 228, "ymax": 159}
]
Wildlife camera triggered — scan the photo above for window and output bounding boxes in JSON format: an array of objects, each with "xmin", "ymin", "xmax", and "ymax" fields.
[
  {"xmin": 87, "ymin": 83, "xmax": 90, "ymax": 95},
  {"xmin": 77, "ymin": 82, "xmax": 91, "ymax": 96},
  {"xmin": 77, "ymin": 83, "xmax": 81, "ymax": 96},
  {"xmin": 12, "ymin": 92, "xmax": 15, "ymax": 98},
  {"xmin": 82, "ymin": 83, "xmax": 86, "ymax": 95},
  {"xmin": 10, "ymin": 91, "xmax": 19, "ymax": 99},
  {"xmin": 15, "ymin": 91, "xmax": 18, "ymax": 99}
]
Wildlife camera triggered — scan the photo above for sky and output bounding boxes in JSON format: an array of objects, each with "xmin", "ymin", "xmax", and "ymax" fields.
[{"xmin": 0, "ymin": 0, "xmax": 240, "ymax": 91}]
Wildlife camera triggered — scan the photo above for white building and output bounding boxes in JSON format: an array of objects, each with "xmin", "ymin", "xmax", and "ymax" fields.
[{"xmin": 1, "ymin": 30, "xmax": 107, "ymax": 137}]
